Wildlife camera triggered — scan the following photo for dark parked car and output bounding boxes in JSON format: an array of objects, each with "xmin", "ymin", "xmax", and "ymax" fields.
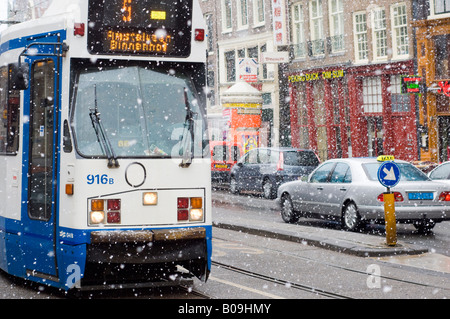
[{"xmin": 230, "ymin": 147, "xmax": 320, "ymax": 199}]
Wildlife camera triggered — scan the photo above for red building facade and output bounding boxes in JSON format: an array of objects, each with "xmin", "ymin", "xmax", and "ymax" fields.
[{"xmin": 288, "ymin": 60, "xmax": 418, "ymax": 162}]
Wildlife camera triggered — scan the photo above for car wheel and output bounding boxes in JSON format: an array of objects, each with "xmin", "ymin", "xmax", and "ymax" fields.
[
  {"xmin": 281, "ymin": 194, "xmax": 298, "ymax": 223},
  {"xmin": 230, "ymin": 177, "xmax": 239, "ymax": 194},
  {"xmin": 262, "ymin": 178, "xmax": 275, "ymax": 199},
  {"xmin": 342, "ymin": 202, "xmax": 361, "ymax": 231}
]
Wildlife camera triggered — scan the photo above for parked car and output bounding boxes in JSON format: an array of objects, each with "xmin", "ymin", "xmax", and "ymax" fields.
[
  {"xmin": 277, "ymin": 158, "xmax": 450, "ymax": 233},
  {"xmin": 210, "ymin": 141, "xmax": 243, "ymax": 183},
  {"xmin": 428, "ymin": 161, "xmax": 450, "ymax": 184},
  {"xmin": 230, "ymin": 147, "xmax": 320, "ymax": 199}
]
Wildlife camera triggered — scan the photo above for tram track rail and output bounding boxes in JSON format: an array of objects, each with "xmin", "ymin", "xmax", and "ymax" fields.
[
  {"xmin": 211, "ymin": 232, "xmax": 450, "ymax": 298},
  {"xmin": 211, "ymin": 261, "xmax": 352, "ymax": 299}
]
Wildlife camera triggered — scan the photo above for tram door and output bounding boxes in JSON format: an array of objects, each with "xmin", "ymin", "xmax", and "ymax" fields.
[{"xmin": 22, "ymin": 43, "xmax": 60, "ymax": 280}]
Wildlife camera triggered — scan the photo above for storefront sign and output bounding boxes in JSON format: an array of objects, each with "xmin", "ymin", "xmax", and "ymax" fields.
[
  {"xmin": 261, "ymin": 52, "xmax": 289, "ymax": 63},
  {"xmin": 223, "ymin": 103, "xmax": 261, "ymax": 109},
  {"xmin": 272, "ymin": 0, "xmax": 287, "ymax": 46},
  {"xmin": 401, "ymin": 75, "xmax": 422, "ymax": 94},
  {"xmin": 238, "ymin": 58, "xmax": 258, "ymax": 83},
  {"xmin": 438, "ymin": 81, "xmax": 450, "ymax": 97},
  {"xmin": 288, "ymin": 69, "xmax": 345, "ymax": 83}
]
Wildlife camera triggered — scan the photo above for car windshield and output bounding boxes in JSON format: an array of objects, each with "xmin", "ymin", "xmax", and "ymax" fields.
[
  {"xmin": 363, "ymin": 162, "xmax": 430, "ymax": 181},
  {"xmin": 284, "ymin": 151, "xmax": 319, "ymax": 166},
  {"xmin": 72, "ymin": 63, "xmax": 206, "ymax": 158}
]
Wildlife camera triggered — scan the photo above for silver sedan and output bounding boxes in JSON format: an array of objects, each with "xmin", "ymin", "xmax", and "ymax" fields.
[{"xmin": 276, "ymin": 158, "xmax": 450, "ymax": 233}]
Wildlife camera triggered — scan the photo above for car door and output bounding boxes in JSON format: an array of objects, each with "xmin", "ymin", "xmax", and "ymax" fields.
[
  {"xmin": 235, "ymin": 149, "xmax": 259, "ymax": 191},
  {"xmin": 303, "ymin": 162, "xmax": 336, "ymax": 214},
  {"xmin": 325, "ymin": 162, "xmax": 352, "ymax": 217}
]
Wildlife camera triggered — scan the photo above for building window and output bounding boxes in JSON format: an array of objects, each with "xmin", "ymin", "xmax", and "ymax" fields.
[
  {"xmin": 296, "ymin": 83, "xmax": 309, "ymax": 149},
  {"xmin": 391, "ymin": 75, "xmax": 410, "ymax": 112},
  {"xmin": 253, "ymin": 0, "xmax": 265, "ymax": 26},
  {"xmin": 435, "ymin": 34, "xmax": 450, "ymax": 79},
  {"xmin": 309, "ymin": 0, "xmax": 324, "ymax": 56},
  {"xmin": 391, "ymin": 3, "xmax": 409, "ymax": 58},
  {"xmin": 225, "ymin": 50, "xmax": 236, "ymax": 82},
  {"xmin": 222, "ymin": 0, "xmax": 233, "ymax": 32},
  {"xmin": 435, "ymin": 0, "xmax": 450, "ymax": 14},
  {"xmin": 353, "ymin": 11, "xmax": 368, "ymax": 62},
  {"xmin": 329, "ymin": 0, "xmax": 344, "ymax": 52},
  {"xmin": 362, "ymin": 77, "xmax": 383, "ymax": 113},
  {"xmin": 292, "ymin": 3, "xmax": 306, "ymax": 58},
  {"xmin": 205, "ymin": 14, "xmax": 214, "ymax": 52},
  {"xmin": 237, "ymin": 0, "xmax": 249, "ymax": 29},
  {"xmin": 372, "ymin": 7, "xmax": 387, "ymax": 60}
]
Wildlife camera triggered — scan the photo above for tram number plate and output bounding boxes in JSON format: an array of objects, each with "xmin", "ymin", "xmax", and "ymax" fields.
[
  {"xmin": 408, "ymin": 192, "xmax": 433, "ymax": 200},
  {"xmin": 87, "ymin": 174, "xmax": 115, "ymax": 185}
]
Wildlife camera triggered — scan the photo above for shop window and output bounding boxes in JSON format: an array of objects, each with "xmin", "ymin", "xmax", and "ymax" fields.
[
  {"xmin": 314, "ymin": 81, "xmax": 328, "ymax": 160},
  {"xmin": 391, "ymin": 75, "xmax": 410, "ymax": 112},
  {"xmin": 296, "ymin": 83, "xmax": 309, "ymax": 149},
  {"xmin": 225, "ymin": 50, "xmax": 236, "ymax": 82},
  {"xmin": 362, "ymin": 77, "xmax": 383, "ymax": 113}
]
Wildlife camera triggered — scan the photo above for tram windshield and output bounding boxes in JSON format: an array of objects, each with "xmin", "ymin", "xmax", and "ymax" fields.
[{"xmin": 72, "ymin": 62, "xmax": 207, "ymax": 159}]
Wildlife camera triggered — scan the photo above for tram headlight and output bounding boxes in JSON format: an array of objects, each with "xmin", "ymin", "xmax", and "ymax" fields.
[
  {"xmin": 143, "ymin": 192, "xmax": 158, "ymax": 205},
  {"xmin": 90, "ymin": 211, "xmax": 105, "ymax": 224},
  {"xmin": 189, "ymin": 208, "xmax": 203, "ymax": 222}
]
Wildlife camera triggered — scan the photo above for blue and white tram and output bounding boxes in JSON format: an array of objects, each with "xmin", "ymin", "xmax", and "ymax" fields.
[{"xmin": 0, "ymin": 0, "xmax": 211, "ymax": 291}]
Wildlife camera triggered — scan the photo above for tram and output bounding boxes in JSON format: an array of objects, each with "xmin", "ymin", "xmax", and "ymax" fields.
[{"xmin": 0, "ymin": 0, "xmax": 211, "ymax": 291}]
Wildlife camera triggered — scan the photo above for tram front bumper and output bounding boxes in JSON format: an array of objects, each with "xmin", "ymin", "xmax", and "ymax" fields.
[{"xmin": 84, "ymin": 227, "xmax": 209, "ymax": 283}]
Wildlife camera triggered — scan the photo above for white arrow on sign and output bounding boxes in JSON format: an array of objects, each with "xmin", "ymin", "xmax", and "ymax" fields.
[{"xmin": 383, "ymin": 167, "xmax": 397, "ymax": 180}]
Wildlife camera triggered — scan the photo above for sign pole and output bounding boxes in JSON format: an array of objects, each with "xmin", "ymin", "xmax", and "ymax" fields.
[
  {"xmin": 383, "ymin": 188, "xmax": 397, "ymax": 246},
  {"xmin": 377, "ymin": 156, "xmax": 400, "ymax": 247}
]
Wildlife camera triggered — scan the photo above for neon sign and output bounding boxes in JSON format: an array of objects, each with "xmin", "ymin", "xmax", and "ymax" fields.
[
  {"xmin": 438, "ymin": 81, "xmax": 450, "ymax": 97},
  {"xmin": 401, "ymin": 76, "xmax": 422, "ymax": 94}
]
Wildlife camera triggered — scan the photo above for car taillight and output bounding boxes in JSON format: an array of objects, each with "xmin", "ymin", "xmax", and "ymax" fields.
[
  {"xmin": 377, "ymin": 192, "xmax": 404, "ymax": 202},
  {"xmin": 277, "ymin": 152, "xmax": 284, "ymax": 171},
  {"xmin": 439, "ymin": 192, "xmax": 450, "ymax": 201},
  {"xmin": 177, "ymin": 197, "xmax": 204, "ymax": 222}
]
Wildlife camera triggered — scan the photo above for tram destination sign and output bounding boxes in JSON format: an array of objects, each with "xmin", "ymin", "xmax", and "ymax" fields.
[{"xmin": 87, "ymin": 0, "xmax": 192, "ymax": 57}]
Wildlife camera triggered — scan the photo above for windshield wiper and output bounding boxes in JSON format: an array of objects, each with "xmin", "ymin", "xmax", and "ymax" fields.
[
  {"xmin": 89, "ymin": 85, "xmax": 119, "ymax": 168},
  {"xmin": 179, "ymin": 88, "xmax": 196, "ymax": 168}
]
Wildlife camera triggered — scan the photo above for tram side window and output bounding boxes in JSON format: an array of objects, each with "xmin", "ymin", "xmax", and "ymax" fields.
[{"xmin": 0, "ymin": 66, "xmax": 20, "ymax": 154}]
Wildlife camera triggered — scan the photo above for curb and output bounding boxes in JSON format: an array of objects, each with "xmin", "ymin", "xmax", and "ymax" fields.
[{"xmin": 213, "ymin": 222, "xmax": 429, "ymax": 257}]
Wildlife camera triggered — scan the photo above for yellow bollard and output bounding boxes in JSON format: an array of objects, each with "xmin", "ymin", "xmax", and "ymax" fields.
[{"xmin": 383, "ymin": 192, "xmax": 397, "ymax": 246}]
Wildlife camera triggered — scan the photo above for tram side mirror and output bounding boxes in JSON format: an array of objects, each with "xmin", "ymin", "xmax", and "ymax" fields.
[{"xmin": 9, "ymin": 63, "xmax": 29, "ymax": 90}]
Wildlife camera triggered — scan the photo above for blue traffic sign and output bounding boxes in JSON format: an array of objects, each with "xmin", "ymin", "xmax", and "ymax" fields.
[{"xmin": 377, "ymin": 161, "xmax": 401, "ymax": 188}]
